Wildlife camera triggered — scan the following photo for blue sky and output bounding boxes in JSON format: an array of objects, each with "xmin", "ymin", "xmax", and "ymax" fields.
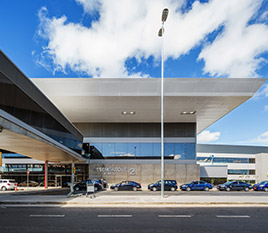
[{"xmin": 1, "ymin": 0, "xmax": 268, "ymax": 146}]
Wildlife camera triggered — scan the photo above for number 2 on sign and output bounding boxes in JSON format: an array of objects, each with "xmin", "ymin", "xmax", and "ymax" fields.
[{"xmin": 129, "ymin": 168, "xmax": 136, "ymax": 176}]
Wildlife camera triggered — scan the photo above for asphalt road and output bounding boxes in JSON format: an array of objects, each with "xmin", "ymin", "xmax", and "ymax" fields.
[{"xmin": 0, "ymin": 207, "xmax": 267, "ymax": 233}]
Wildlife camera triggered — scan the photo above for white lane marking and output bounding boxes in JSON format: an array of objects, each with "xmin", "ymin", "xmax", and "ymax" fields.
[
  {"xmin": 29, "ymin": 215, "xmax": 65, "ymax": 218},
  {"xmin": 216, "ymin": 215, "xmax": 250, "ymax": 218},
  {"xmin": 159, "ymin": 215, "xmax": 191, "ymax": 218},
  {"xmin": 97, "ymin": 215, "xmax": 132, "ymax": 218}
]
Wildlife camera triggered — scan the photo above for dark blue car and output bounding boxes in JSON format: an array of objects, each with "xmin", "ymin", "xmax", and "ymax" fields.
[
  {"xmin": 73, "ymin": 179, "xmax": 102, "ymax": 192},
  {"xmin": 253, "ymin": 180, "xmax": 268, "ymax": 192},
  {"xmin": 217, "ymin": 181, "xmax": 252, "ymax": 191},
  {"xmin": 180, "ymin": 181, "xmax": 213, "ymax": 191},
  {"xmin": 110, "ymin": 181, "xmax": 141, "ymax": 191},
  {"xmin": 148, "ymin": 180, "xmax": 178, "ymax": 191}
]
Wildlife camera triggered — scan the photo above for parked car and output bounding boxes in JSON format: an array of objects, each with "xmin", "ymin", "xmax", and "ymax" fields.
[
  {"xmin": 217, "ymin": 181, "xmax": 252, "ymax": 191},
  {"xmin": 101, "ymin": 178, "xmax": 107, "ymax": 189},
  {"xmin": 18, "ymin": 180, "xmax": 39, "ymax": 187},
  {"xmin": 110, "ymin": 181, "xmax": 141, "ymax": 191},
  {"xmin": 38, "ymin": 180, "xmax": 56, "ymax": 187},
  {"xmin": 253, "ymin": 180, "xmax": 268, "ymax": 192},
  {"xmin": 0, "ymin": 179, "xmax": 17, "ymax": 191},
  {"xmin": 93, "ymin": 179, "xmax": 108, "ymax": 189},
  {"xmin": 148, "ymin": 180, "xmax": 178, "ymax": 191},
  {"xmin": 180, "ymin": 181, "xmax": 213, "ymax": 191},
  {"xmin": 73, "ymin": 179, "xmax": 102, "ymax": 191}
]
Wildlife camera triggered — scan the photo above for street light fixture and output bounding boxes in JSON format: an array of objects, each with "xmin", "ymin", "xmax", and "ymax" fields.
[{"xmin": 158, "ymin": 8, "xmax": 169, "ymax": 199}]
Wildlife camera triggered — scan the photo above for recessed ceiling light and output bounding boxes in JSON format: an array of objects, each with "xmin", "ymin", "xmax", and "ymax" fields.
[
  {"xmin": 180, "ymin": 111, "xmax": 196, "ymax": 115},
  {"xmin": 122, "ymin": 111, "xmax": 136, "ymax": 115}
]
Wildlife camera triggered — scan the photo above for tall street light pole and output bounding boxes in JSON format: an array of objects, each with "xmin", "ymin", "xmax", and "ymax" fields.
[{"xmin": 158, "ymin": 8, "xmax": 169, "ymax": 199}]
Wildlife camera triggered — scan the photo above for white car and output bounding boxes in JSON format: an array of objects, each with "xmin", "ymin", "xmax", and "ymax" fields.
[{"xmin": 0, "ymin": 179, "xmax": 17, "ymax": 191}]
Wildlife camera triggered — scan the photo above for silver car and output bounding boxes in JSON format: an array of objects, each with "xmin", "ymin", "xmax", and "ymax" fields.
[{"xmin": 0, "ymin": 179, "xmax": 17, "ymax": 191}]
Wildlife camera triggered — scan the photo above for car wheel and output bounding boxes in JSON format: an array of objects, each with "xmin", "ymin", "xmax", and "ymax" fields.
[
  {"xmin": 114, "ymin": 187, "xmax": 119, "ymax": 191},
  {"xmin": 1, "ymin": 186, "xmax": 7, "ymax": 191},
  {"xmin": 244, "ymin": 187, "xmax": 249, "ymax": 192},
  {"xmin": 133, "ymin": 186, "xmax": 137, "ymax": 191},
  {"xmin": 204, "ymin": 187, "xmax": 209, "ymax": 191},
  {"xmin": 226, "ymin": 187, "xmax": 231, "ymax": 192},
  {"xmin": 75, "ymin": 187, "xmax": 80, "ymax": 191},
  {"xmin": 152, "ymin": 187, "xmax": 157, "ymax": 192},
  {"xmin": 171, "ymin": 187, "xmax": 176, "ymax": 192},
  {"xmin": 186, "ymin": 187, "xmax": 191, "ymax": 192},
  {"xmin": 264, "ymin": 187, "xmax": 268, "ymax": 192}
]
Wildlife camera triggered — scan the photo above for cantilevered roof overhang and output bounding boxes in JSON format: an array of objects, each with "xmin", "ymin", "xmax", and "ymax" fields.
[
  {"xmin": 0, "ymin": 50, "xmax": 85, "ymax": 162},
  {"xmin": 32, "ymin": 78, "xmax": 265, "ymax": 134}
]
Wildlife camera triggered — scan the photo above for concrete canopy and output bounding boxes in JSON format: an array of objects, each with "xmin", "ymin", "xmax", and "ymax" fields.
[
  {"xmin": 0, "ymin": 50, "xmax": 84, "ymax": 162},
  {"xmin": 32, "ymin": 78, "xmax": 265, "ymax": 134}
]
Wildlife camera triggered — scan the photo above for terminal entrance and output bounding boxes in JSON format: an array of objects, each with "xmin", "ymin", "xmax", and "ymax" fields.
[{"xmin": 56, "ymin": 175, "xmax": 72, "ymax": 187}]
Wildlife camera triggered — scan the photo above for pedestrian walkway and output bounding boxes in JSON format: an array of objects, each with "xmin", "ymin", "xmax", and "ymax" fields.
[{"xmin": 0, "ymin": 190, "xmax": 268, "ymax": 207}]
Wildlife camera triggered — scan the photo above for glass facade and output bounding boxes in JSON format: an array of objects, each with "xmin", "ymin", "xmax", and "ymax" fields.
[
  {"xmin": 1, "ymin": 163, "xmax": 88, "ymax": 186},
  {"xmin": 91, "ymin": 142, "xmax": 196, "ymax": 159},
  {"xmin": 3, "ymin": 163, "xmax": 84, "ymax": 174},
  {"xmin": 2, "ymin": 153, "xmax": 28, "ymax": 158},
  {"xmin": 228, "ymin": 169, "xmax": 255, "ymax": 175},
  {"xmin": 197, "ymin": 157, "xmax": 255, "ymax": 164}
]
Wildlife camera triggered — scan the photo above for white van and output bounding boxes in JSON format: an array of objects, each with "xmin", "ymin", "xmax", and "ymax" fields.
[{"xmin": 0, "ymin": 179, "xmax": 17, "ymax": 191}]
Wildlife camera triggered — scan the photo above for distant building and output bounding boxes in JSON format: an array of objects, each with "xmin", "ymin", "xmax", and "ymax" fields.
[{"xmin": 197, "ymin": 144, "xmax": 268, "ymax": 184}]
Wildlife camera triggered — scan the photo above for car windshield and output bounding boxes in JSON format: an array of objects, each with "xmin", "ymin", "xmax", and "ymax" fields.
[
  {"xmin": 224, "ymin": 181, "xmax": 233, "ymax": 185},
  {"xmin": 259, "ymin": 181, "xmax": 267, "ymax": 185}
]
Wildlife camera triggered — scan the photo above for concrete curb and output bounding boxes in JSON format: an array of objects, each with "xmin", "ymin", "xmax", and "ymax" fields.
[{"xmin": 1, "ymin": 201, "xmax": 268, "ymax": 206}]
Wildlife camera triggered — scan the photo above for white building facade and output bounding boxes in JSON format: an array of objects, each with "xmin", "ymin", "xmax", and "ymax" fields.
[{"xmin": 197, "ymin": 144, "xmax": 268, "ymax": 183}]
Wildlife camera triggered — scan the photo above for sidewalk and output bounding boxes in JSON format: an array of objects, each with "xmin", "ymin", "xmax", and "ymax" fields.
[{"xmin": 0, "ymin": 190, "xmax": 268, "ymax": 207}]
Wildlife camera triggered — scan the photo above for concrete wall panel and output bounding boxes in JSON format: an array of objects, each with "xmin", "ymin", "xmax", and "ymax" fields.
[{"xmin": 89, "ymin": 161, "xmax": 200, "ymax": 187}]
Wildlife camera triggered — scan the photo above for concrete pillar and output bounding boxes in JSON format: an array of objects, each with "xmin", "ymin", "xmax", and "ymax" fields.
[
  {"xmin": 44, "ymin": 160, "xmax": 48, "ymax": 190},
  {"xmin": 71, "ymin": 162, "xmax": 75, "ymax": 193}
]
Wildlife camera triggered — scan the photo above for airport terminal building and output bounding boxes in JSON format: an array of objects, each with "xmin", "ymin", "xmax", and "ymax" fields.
[
  {"xmin": 0, "ymin": 50, "xmax": 267, "ymax": 186},
  {"xmin": 198, "ymin": 144, "xmax": 268, "ymax": 184}
]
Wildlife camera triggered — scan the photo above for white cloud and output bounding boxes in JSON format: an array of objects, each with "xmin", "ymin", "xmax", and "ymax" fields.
[
  {"xmin": 260, "ymin": 10, "xmax": 268, "ymax": 21},
  {"xmin": 198, "ymin": 1, "xmax": 268, "ymax": 78},
  {"xmin": 174, "ymin": 154, "xmax": 182, "ymax": 160},
  {"xmin": 254, "ymin": 84, "xmax": 268, "ymax": 99},
  {"xmin": 36, "ymin": 0, "xmax": 268, "ymax": 78},
  {"xmin": 248, "ymin": 131, "xmax": 268, "ymax": 143},
  {"xmin": 197, "ymin": 130, "xmax": 221, "ymax": 143},
  {"xmin": 76, "ymin": 0, "xmax": 101, "ymax": 14},
  {"xmin": 265, "ymin": 105, "xmax": 268, "ymax": 112}
]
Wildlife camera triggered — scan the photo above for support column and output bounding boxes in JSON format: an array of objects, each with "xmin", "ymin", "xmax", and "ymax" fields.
[
  {"xmin": 71, "ymin": 162, "xmax": 75, "ymax": 193},
  {"xmin": 44, "ymin": 160, "xmax": 48, "ymax": 190}
]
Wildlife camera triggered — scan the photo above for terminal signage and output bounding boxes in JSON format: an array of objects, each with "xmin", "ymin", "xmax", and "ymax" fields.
[{"xmin": 93, "ymin": 166, "xmax": 136, "ymax": 176}]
